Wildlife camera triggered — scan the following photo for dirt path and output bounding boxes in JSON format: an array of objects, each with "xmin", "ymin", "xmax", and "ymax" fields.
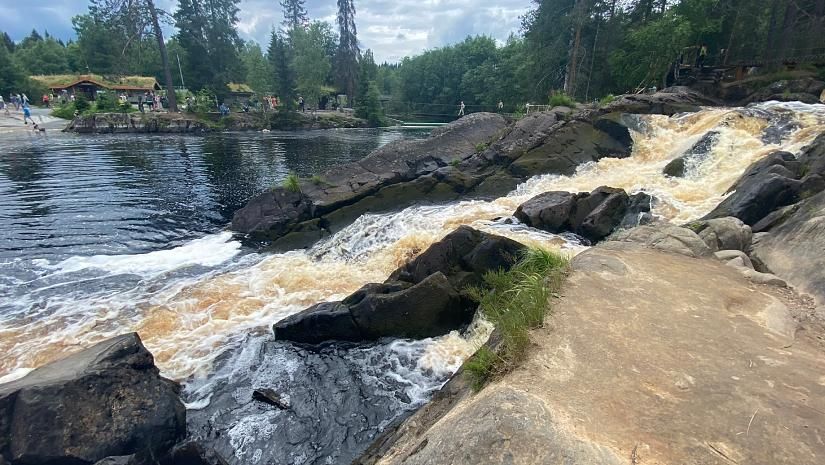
[{"xmin": 373, "ymin": 243, "xmax": 825, "ymax": 465}]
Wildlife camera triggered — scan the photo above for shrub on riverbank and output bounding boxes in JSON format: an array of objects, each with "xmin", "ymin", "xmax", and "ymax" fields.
[
  {"xmin": 465, "ymin": 248, "xmax": 568, "ymax": 390},
  {"xmin": 549, "ymin": 92, "xmax": 575, "ymax": 108}
]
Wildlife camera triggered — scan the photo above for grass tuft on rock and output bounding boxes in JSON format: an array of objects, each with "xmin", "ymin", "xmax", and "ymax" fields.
[
  {"xmin": 465, "ymin": 247, "xmax": 568, "ymax": 391},
  {"xmin": 282, "ymin": 172, "xmax": 301, "ymax": 193}
]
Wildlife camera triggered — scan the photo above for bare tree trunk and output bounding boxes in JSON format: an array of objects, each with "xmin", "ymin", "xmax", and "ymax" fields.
[
  {"xmin": 147, "ymin": 0, "xmax": 178, "ymax": 112},
  {"xmin": 565, "ymin": 0, "xmax": 586, "ymax": 96}
]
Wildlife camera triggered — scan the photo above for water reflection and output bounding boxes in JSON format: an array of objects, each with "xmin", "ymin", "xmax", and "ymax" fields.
[{"xmin": 0, "ymin": 128, "xmax": 428, "ymax": 264}]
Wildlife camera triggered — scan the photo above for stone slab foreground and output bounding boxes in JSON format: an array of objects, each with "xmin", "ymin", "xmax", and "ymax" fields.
[{"xmin": 371, "ymin": 244, "xmax": 825, "ymax": 465}]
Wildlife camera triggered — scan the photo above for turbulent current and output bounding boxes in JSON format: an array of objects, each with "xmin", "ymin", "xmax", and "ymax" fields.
[{"xmin": 1, "ymin": 102, "xmax": 824, "ymax": 463}]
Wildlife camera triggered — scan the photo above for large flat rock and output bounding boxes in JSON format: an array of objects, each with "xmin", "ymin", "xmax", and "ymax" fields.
[{"xmin": 368, "ymin": 245, "xmax": 825, "ymax": 465}]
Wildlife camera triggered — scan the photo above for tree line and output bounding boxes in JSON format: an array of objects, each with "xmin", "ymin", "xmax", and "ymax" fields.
[{"xmin": 2, "ymin": 0, "xmax": 823, "ymax": 116}]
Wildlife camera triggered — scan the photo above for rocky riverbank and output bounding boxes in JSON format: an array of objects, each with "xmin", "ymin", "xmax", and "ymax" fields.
[
  {"xmin": 231, "ymin": 87, "xmax": 715, "ymax": 249},
  {"xmin": 4, "ymin": 88, "xmax": 824, "ymax": 465},
  {"xmin": 353, "ymin": 128, "xmax": 825, "ymax": 465},
  {"xmin": 63, "ymin": 110, "xmax": 369, "ymax": 134}
]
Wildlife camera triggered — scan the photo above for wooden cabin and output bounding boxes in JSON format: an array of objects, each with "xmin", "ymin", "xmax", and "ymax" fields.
[
  {"xmin": 224, "ymin": 83, "xmax": 255, "ymax": 107},
  {"xmin": 31, "ymin": 75, "xmax": 161, "ymax": 103}
]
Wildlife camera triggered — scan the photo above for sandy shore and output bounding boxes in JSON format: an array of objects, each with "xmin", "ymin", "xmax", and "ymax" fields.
[{"xmin": 0, "ymin": 107, "xmax": 67, "ymax": 134}]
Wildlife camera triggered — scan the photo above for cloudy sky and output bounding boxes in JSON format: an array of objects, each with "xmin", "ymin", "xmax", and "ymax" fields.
[{"xmin": 0, "ymin": 0, "xmax": 532, "ymax": 62}]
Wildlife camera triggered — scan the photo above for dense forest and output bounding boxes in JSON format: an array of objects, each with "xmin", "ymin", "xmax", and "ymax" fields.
[{"xmin": 1, "ymin": 0, "xmax": 823, "ymax": 113}]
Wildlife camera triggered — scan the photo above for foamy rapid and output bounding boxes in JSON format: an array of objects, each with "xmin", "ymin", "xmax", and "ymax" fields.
[{"xmin": 2, "ymin": 101, "xmax": 824, "ymax": 385}]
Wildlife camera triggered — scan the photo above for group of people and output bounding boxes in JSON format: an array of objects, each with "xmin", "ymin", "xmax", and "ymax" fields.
[
  {"xmin": 456, "ymin": 99, "xmax": 505, "ymax": 117},
  {"xmin": 1, "ymin": 92, "xmax": 40, "ymax": 129},
  {"xmin": 262, "ymin": 95, "xmax": 281, "ymax": 111},
  {"xmin": 4, "ymin": 93, "xmax": 30, "ymax": 111},
  {"xmin": 137, "ymin": 92, "xmax": 163, "ymax": 113}
]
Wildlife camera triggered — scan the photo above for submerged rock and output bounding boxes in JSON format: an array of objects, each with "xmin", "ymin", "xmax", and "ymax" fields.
[
  {"xmin": 662, "ymin": 131, "xmax": 720, "ymax": 178},
  {"xmin": 186, "ymin": 335, "xmax": 450, "ymax": 465},
  {"xmin": 0, "ymin": 333, "xmax": 186, "ymax": 465},
  {"xmin": 514, "ymin": 186, "xmax": 652, "ymax": 243}
]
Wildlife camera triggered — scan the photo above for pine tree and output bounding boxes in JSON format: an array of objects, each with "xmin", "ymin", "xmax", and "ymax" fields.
[
  {"xmin": 280, "ymin": 0, "xmax": 308, "ymax": 31},
  {"xmin": 268, "ymin": 30, "xmax": 297, "ymax": 111},
  {"xmin": 174, "ymin": 0, "xmax": 245, "ymax": 96},
  {"xmin": 336, "ymin": 0, "xmax": 359, "ymax": 106}
]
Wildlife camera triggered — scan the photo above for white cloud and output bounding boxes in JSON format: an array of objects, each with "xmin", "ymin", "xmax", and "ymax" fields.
[{"xmin": 5, "ymin": 0, "xmax": 532, "ymax": 62}]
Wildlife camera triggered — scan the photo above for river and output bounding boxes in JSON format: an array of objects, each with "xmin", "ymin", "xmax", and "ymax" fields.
[{"xmin": 2, "ymin": 102, "xmax": 824, "ymax": 464}]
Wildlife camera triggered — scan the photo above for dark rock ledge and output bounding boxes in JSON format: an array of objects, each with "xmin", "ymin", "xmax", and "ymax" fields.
[
  {"xmin": 232, "ymin": 88, "xmax": 716, "ymax": 250},
  {"xmin": 274, "ymin": 225, "xmax": 525, "ymax": 344}
]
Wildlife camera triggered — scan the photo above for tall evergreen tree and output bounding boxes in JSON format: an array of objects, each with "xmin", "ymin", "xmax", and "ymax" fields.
[
  {"xmin": 174, "ymin": 0, "xmax": 245, "ymax": 96},
  {"xmin": 1, "ymin": 32, "xmax": 14, "ymax": 53},
  {"xmin": 280, "ymin": 0, "xmax": 308, "ymax": 31},
  {"xmin": 336, "ymin": 0, "xmax": 359, "ymax": 105},
  {"xmin": 268, "ymin": 30, "xmax": 297, "ymax": 110}
]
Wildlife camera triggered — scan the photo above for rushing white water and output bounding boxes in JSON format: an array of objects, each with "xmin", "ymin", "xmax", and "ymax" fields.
[{"xmin": 1, "ymin": 101, "xmax": 823, "ymax": 386}]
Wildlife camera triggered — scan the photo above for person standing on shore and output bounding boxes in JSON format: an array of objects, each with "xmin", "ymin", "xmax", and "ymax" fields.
[
  {"xmin": 497, "ymin": 100, "xmax": 503, "ymax": 112},
  {"xmin": 22, "ymin": 104, "xmax": 32, "ymax": 125},
  {"xmin": 458, "ymin": 101, "xmax": 465, "ymax": 116}
]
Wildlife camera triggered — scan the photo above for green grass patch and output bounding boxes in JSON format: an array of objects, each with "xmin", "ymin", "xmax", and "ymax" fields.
[
  {"xmin": 475, "ymin": 142, "xmax": 489, "ymax": 153},
  {"xmin": 599, "ymin": 94, "xmax": 616, "ymax": 106},
  {"xmin": 282, "ymin": 172, "xmax": 301, "ymax": 193},
  {"xmin": 464, "ymin": 248, "xmax": 568, "ymax": 391},
  {"xmin": 548, "ymin": 92, "xmax": 575, "ymax": 108}
]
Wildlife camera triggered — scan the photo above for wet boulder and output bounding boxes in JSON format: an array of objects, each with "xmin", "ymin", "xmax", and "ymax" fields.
[
  {"xmin": 663, "ymin": 157, "xmax": 687, "ymax": 177},
  {"xmin": 514, "ymin": 191, "xmax": 580, "ymax": 234},
  {"xmin": 514, "ymin": 186, "xmax": 650, "ymax": 243},
  {"xmin": 275, "ymin": 227, "xmax": 525, "ymax": 344},
  {"xmin": 703, "ymin": 150, "xmax": 804, "ymax": 225},
  {"xmin": 388, "ymin": 225, "xmax": 526, "ymax": 289},
  {"xmin": 349, "ymin": 273, "xmax": 464, "ymax": 340},
  {"xmin": 662, "ymin": 131, "xmax": 720, "ymax": 178},
  {"xmin": 0, "ymin": 333, "xmax": 186, "ymax": 465}
]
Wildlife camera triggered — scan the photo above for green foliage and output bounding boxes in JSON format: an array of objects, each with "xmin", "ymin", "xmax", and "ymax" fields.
[
  {"xmin": 475, "ymin": 142, "xmax": 489, "ymax": 153},
  {"xmin": 282, "ymin": 172, "xmax": 301, "ymax": 192},
  {"xmin": 241, "ymin": 42, "xmax": 272, "ymax": 95},
  {"xmin": 174, "ymin": 0, "xmax": 245, "ymax": 94},
  {"xmin": 51, "ymin": 103, "xmax": 78, "ymax": 119},
  {"xmin": 449, "ymin": 159, "xmax": 460, "ymax": 167},
  {"xmin": 310, "ymin": 175, "xmax": 324, "ymax": 185},
  {"xmin": 548, "ymin": 92, "xmax": 574, "ymax": 108},
  {"xmin": 94, "ymin": 92, "xmax": 118, "ymax": 112},
  {"xmin": 598, "ymin": 94, "xmax": 616, "ymax": 106},
  {"xmin": 189, "ymin": 89, "xmax": 218, "ymax": 114},
  {"xmin": 73, "ymin": 95, "xmax": 90, "ymax": 113},
  {"xmin": 293, "ymin": 22, "xmax": 333, "ymax": 110},
  {"xmin": 355, "ymin": 81, "xmax": 385, "ymax": 126},
  {"xmin": 268, "ymin": 31, "xmax": 297, "ymax": 111},
  {"xmin": 465, "ymin": 247, "xmax": 568, "ymax": 391}
]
